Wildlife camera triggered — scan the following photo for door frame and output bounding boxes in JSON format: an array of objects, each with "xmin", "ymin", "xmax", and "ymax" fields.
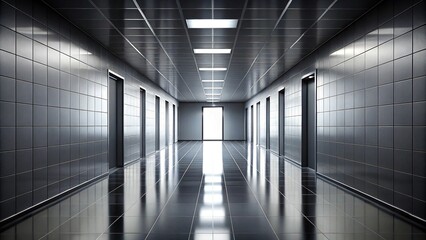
[
  {"xmin": 165, "ymin": 100, "xmax": 169, "ymax": 146},
  {"xmin": 301, "ymin": 71, "xmax": 317, "ymax": 171},
  {"xmin": 108, "ymin": 70, "xmax": 124, "ymax": 168},
  {"xmin": 266, "ymin": 97, "xmax": 270, "ymax": 149},
  {"xmin": 140, "ymin": 88, "xmax": 146, "ymax": 158},
  {"xmin": 256, "ymin": 101, "xmax": 260, "ymax": 145},
  {"xmin": 278, "ymin": 88, "xmax": 285, "ymax": 156},
  {"xmin": 155, "ymin": 95, "xmax": 160, "ymax": 151},
  {"xmin": 173, "ymin": 104, "xmax": 176, "ymax": 143},
  {"xmin": 250, "ymin": 105, "xmax": 254, "ymax": 142}
]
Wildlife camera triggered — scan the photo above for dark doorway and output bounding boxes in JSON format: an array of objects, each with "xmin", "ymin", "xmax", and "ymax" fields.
[
  {"xmin": 245, "ymin": 108, "xmax": 248, "ymax": 141},
  {"xmin": 165, "ymin": 101, "xmax": 169, "ymax": 146},
  {"xmin": 279, "ymin": 89, "xmax": 285, "ymax": 156},
  {"xmin": 250, "ymin": 105, "xmax": 254, "ymax": 143},
  {"xmin": 155, "ymin": 96, "xmax": 160, "ymax": 151},
  {"xmin": 266, "ymin": 97, "xmax": 270, "ymax": 149},
  {"xmin": 140, "ymin": 88, "xmax": 146, "ymax": 158},
  {"xmin": 108, "ymin": 71, "xmax": 124, "ymax": 169},
  {"xmin": 256, "ymin": 102, "xmax": 260, "ymax": 145},
  {"xmin": 173, "ymin": 104, "xmax": 176, "ymax": 143},
  {"xmin": 302, "ymin": 73, "xmax": 316, "ymax": 170}
]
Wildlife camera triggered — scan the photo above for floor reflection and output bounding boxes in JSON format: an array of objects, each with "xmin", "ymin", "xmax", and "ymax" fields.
[
  {"xmin": 192, "ymin": 141, "xmax": 231, "ymax": 240},
  {"xmin": 0, "ymin": 141, "xmax": 425, "ymax": 240}
]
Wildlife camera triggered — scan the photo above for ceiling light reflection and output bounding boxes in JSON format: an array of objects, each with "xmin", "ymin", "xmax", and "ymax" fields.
[
  {"xmin": 199, "ymin": 68, "xmax": 227, "ymax": 71},
  {"xmin": 194, "ymin": 49, "xmax": 231, "ymax": 54},
  {"xmin": 205, "ymin": 176, "xmax": 222, "ymax": 183},
  {"xmin": 186, "ymin": 19, "xmax": 238, "ymax": 29},
  {"xmin": 204, "ymin": 185, "xmax": 222, "ymax": 192},
  {"xmin": 202, "ymin": 80, "xmax": 225, "ymax": 82},
  {"xmin": 203, "ymin": 193, "xmax": 223, "ymax": 204}
]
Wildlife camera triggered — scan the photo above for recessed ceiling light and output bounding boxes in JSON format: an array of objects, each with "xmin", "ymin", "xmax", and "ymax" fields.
[
  {"xmin": 202, "ymin": 80, "xmax": 224, "ymax": 82},
  {"xmin": 194, "ymin": 49, "xmax": 231, "ymax": 54},
  {"xmin": 204, "ymin": 87, "xmax": 223, "ymax": 89},
  {"xmin": 186, "ymin": 19, "xmax": 238, "ymax": 29},
  {"xmin": 206, "ymin": 93, "xmax": 221, "ymax": 96},
  {"xmin": 199, "ymin": 68, "xmax": 227, "ymax": 71}
]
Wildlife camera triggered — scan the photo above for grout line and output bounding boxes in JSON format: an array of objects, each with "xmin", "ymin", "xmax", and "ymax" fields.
[
  {"xmin": 97, "ymin": 141, "xmax": 195, "ymax": 240},
  {"xmin": 175, "ymin": 0, "xmax": 205, "ymax": 98},
  {"xmin": 221, "ymin": 0, "xmax": 249, "ymax": 101},
  {"xmin": 222, "ymin": 142, "xmax": 280, "ymax": 240},
  {"xmin": 230, "ymin": 0, "xmax": 294, "ymax": 99},
  {"xmin": 221, "ymin": 142, "xmax": 236, "ymax": 240},
  {"xmin": 36, "ymin": 141, "xmax": 191, "ymax": 239},
  {"xmin": 228, "ymin": 141, "xmax": 331, "ymax": 239},
  {"xmin": 143, "ymin": 143, "xmax": 202, "ymax": 240},
  {"xmin": 131, "ymin": 0, "xmax": 197, "ymax": 102},
  {"xmin": 187, "ymin": 174, "xmax": 205, "ymax": 240},
  {"xmin": 84, "ymin": 0, "xmax": 185, "ymax": 99},
  {"xmin": 242, "ymin": 0, "xmax": 339, "ymax": 99},
  {"xmin": 232, "ymin": 141, "xmax": 391, "ymax": 240}
]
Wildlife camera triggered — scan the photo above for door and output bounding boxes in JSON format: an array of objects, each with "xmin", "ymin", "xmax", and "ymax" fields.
[
  {"xmin": 279, "ymin": 89, "xmax": 285, "ymax": 156},
  {"xmin": 302, "ymin": 73, "xmax": 316, "ymax": 170},
  {"xmin": 108, "ymin": 71, "xmax": 124, "ymax": 168},
  {"xmin": 173, "ymin": 104, "xmax": 176, "ymax": 143},
  {"xmin": 165, "ymin": 101, "xmax": 169, "ymax": 146},
  {"xmin": 256, "ymin": 102, "xmax": 260, "ymax": 145},
  {"xmin": 266, "ymin": 97, "xmax": 270, "ymax": 149},
  {"xmin": 140, "ymin": 88, "xmax": 146, "ymax": 157},
  {"xmin": 155, "ymin": 96, "xmax": 160, "ymax": 151},
  {"xmin": 250, "ymin": 105, "xmax": 254, "ymax": 142},
  {"xmin": 245, "ymin": 108, "xmax": 248, "ymax": 141},
  {"xmin": 202, "ymin": 107, "xmax": 223, "ymax": 140}
]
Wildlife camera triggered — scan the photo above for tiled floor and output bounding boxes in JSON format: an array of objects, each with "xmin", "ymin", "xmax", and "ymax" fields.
[{"xmin": 1, "ymin": 141, "xmax": 425, "ymax": 240}]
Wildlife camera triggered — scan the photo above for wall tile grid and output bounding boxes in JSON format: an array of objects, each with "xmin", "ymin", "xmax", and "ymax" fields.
[
  {"xmin": 0, "ymin": 0, "xmax": 177, "ymax": 221},
  {"xmin": 245, "ymin": 0, "xmax": 426, "ymax": 220}
]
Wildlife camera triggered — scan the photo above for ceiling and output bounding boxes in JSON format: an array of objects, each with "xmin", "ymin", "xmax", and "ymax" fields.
[{"xmin": 44, "ymin": 0, "xmax": 381, "ymax": 102}]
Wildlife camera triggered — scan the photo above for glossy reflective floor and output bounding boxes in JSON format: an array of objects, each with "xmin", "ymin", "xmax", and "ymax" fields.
[{"xmin": 1, "ymin": 141, "xmax": 425, "ymax": 240}]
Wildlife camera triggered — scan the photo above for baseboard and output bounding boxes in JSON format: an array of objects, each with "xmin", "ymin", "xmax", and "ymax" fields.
[
  {"xmin": 255, "ymin": 144, "xmax": 426, "ymax": 226},
  {"xmin": 0, "ymin": 172, "xmax": 108, "ymax": 230},
  {"xmin": 317, "ymin": 173, "xmax": 426, "ymax": 227}
]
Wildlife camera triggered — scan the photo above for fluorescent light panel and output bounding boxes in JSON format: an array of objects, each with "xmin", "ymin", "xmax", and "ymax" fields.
[
  {"xmin": 194, "ymin": 49, "xmax": 231, "ymax": 54},
  {"xmin": 206, "ymin": 93, "xmax": 221, "ymax": 96},
  {"xmin": 202, "ymin": 80, "xmax": 224, "ymax": 82},
  {"xmin": 199, "ymin": 68, "xmax": 227, "ymax": 71},
  {"xmin": 204, "ymin": 87, "xmax": 223, "ymax": 89},
  {"xmin": 186, "ymin": 19, "xmax": 238, "ymax": 29}
]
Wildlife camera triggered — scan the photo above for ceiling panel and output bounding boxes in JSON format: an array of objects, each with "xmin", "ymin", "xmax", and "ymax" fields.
[{"xmin": 45, "ymin": 0, "xmax": 381, "ymax": 102}]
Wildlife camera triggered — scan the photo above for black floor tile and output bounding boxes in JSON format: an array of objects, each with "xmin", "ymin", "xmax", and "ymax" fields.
[
  {"xmin": 150, "ymin": 216, "xmax": 193, "ymax": 234},
  {"xmin": 234, "ymin": 233, "xmax": 277, "ymax": 240},
  {"xmin": 107, "ymin": 216, "xmax": 156, "ymax": 234},
  {"xmin": 0, "ymin": 141, "xmax": 425, "ymax": 240},
  {"xmin": 231, "ymin": 216, "xmax": 275, "ymax": 234}
]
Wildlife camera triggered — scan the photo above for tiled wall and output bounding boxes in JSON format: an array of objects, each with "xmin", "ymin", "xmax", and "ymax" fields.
[
  {"xmin": 246, "ymin": 0, "xmax": 426, "ymax": 221},
  {"xmin": 0, "ymin": 0, "xmax": 177, "ymax": 221}
]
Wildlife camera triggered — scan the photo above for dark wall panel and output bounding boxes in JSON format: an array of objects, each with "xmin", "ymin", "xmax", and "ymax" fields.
[
  {"xmin": 0, "ymin": 0, "xmax": 177, "ymax": 222},
  {"xmin": 246, "ymin": 0, "xmax": 426, "ymax": 221}
]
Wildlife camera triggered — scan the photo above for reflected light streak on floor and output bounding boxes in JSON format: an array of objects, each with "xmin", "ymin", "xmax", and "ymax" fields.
[{"xmin": 0, "ymin": 141, "xmax": 425, "ymax": 240}]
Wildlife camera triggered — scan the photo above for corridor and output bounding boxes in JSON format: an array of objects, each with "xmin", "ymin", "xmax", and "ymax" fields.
[{"xmin": 1, "ymin": 141, "xmax": 424, "ymax": 240}]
